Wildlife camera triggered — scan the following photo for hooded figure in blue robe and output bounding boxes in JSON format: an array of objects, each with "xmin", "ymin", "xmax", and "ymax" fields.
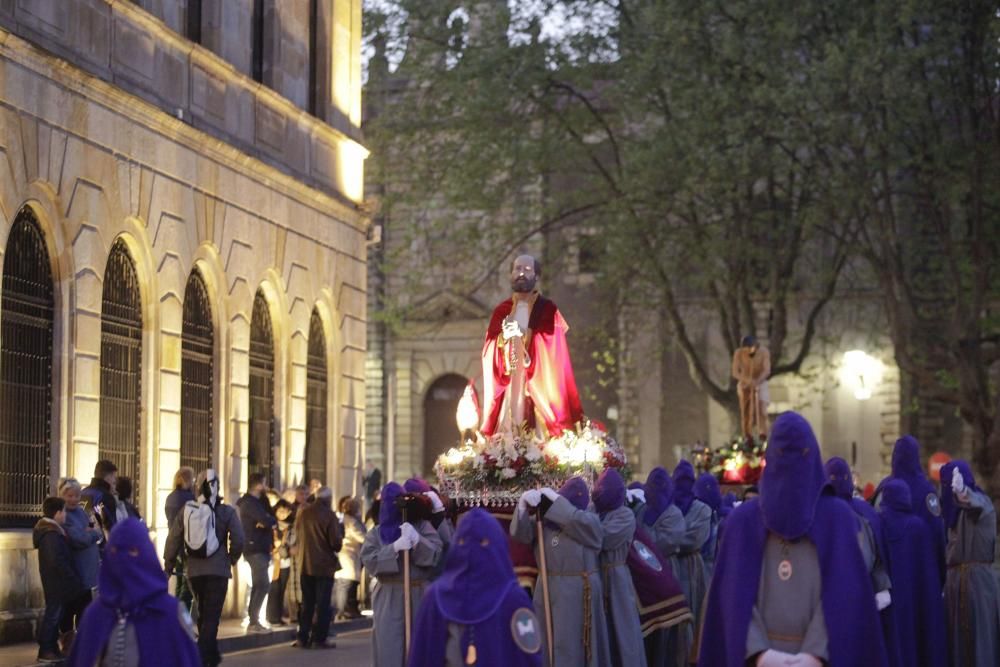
[
  {"xmin": 693, "ymin": 472, "xmax": 722, "ymax": 583},
  {"xmin": 875, "ymin": 435, "xmax": 946, "ymax": 584},
  {"xmin": 878, "ymin": 479, "xmax": 948, "ymax": 667},
  {"xmin": 697, "ymin": 412, "xmax": 888, "ymax": 667},
  {"xmin": 940, "ymin": 460, "xmax": 1000, "ymax": 667},
  {"xmin": 408, "ymin": 508, "xmax": 542, "ymax": 667},
  {"xmin": 69, "ymin": 518, "xmax": 200, "ymax": 667},
  {"xmin": 670, "ymin": 461, "xmax": 711, "ymax": 636}
]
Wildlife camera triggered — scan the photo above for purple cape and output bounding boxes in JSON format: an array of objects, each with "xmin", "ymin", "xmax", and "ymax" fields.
[
  {"xmin": 698, "ymin": 412, "xmax": 888, "ymax": 667},
  {"xmin": 878, "ymin": 479, "xmax": 948, "ymax": 667},
  {"xmin": 592, "ymin": 468, "xmax": 625, "ymax": 516},
  {"xmin": 939, "ymin": 459, "xmax": 981, "ymax": 529},
  {"xmin": 379, "ymin": 482, "xmax": 404, "ymax": 543},
  {"xmin": 876, "ymin": 435, "xmax": 945, "ymax": 582},
  {"xmin": 825, "ymin": 457, "xmax": 888, "ymax": 559},
  {"xmin": 408, "ymin": 509, "xmax": 542, "ymax": 667},
  {"xmin": 68, "ymin": 519, "xmax": 200, "ymax": 667},
  {"xmin": 672, "ymin": 460, "xmax": 697, "ymax": 515},
  {"xmin": 642, "ymin": 466, "xmax": 674, "ymax": 527}
]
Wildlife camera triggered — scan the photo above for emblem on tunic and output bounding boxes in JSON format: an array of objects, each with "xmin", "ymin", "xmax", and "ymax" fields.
[
  {"xmin": 634, "ymin": 541, "xmax": 663, "ymax": 572},
  {"xmin": 777, "ymin": 559, "xmax": 793, "ymax": 581},
  {"xmin": 926, "ymin": 493, "xmax": 941, "ymax": 516},
  {"xmin": 551, "ymin": 535, "xmax": 560, "ymax": 547},
  {"xmin": 511, "ymin": 607, "xmax": 542, "ymax": 654}
]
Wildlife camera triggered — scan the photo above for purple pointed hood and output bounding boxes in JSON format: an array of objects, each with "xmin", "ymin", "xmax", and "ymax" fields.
[
  {"xmin": 940, "ymin": 460, "xmax": 980, "ymax": 529},
  {"xmin": 404, "ymin": 477, "xmax": 432, "ymax": 493},
  {"xmin": 891, "ymin": 435, "xmax": 924, "ymax": 478},
  {"xmin": 694, "ymin": 472, "xmax": 722, "ymax": 513},
  {"xmin": 593, "ymin": 468, "xmax": 626, "ymax": 515},
  {"xmin": 98, "ymin": 518, "xmax": 168, "ymax": 611},
  {"xmin": 760, "ymin": 412, "xmax": 827, "ymax": 540},
  {"xmin": 880, "ymin": 478, "xmax": 913, "ymax": 513},
  {"xmin": 672, "ymin": 460, "xmax": 697, "ymax": 515},
  {"xmin": 379, "ymin": 482, "xmax": 404, "ymax": 543},
  {"xmin": 559, "ymin": 476, "xmax": 590, "ymax": 511},
  {"xmin": 643, "ymin": 466, "xmax": 674, "ymax": 526},
  {"xmin": 824, "ymin": 457, "xmax": 854, "ymax": 500},
  {"xmin": 627, "ymin": 481, "xmax": 644, "ymax": 491}
]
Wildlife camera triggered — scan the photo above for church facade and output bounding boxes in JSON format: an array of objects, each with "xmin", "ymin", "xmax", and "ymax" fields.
[{"xmin": 0, "ymin": 0, "xmax": 367, "ymax": 642}]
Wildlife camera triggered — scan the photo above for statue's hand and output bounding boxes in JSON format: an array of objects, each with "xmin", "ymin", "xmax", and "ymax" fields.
[{"xmin": 502, "ymin": 318, "xmax": 523, "ymax": 340}]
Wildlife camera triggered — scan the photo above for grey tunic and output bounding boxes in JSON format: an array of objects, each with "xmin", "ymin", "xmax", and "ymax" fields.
[
  {"xmin": 671, "ymin": 500, "xmax": 711, "ymax": 628},
  {"xmin": 361, "ymin": 520, "xmax": 443, "ymax": 667},
  {"xmin": 642, "ymin": 504, "xmax": 691, "ymax": 667},
  {"xmin": 600, "ymin": 506, "xmax": 648, "ymax": 667},
  {"xmin": 854, "ymin": 512, "xmax": 891, "ymax": 594},
  {"xmin": 944, "ymin": 489, "xmax": 1000, "ymax": 667},
  {"xmin": 511, "ymin": 496, "xmax": 612, "ymax": 667},
  {"xmin": 745, "ymin": 534, "xmax": 828, "ymax": 661}
]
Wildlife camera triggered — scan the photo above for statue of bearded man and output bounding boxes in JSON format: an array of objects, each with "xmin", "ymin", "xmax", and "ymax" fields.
[{"xmin": 480, "ymin": 254, "xmax": 584, "ymax": 437}]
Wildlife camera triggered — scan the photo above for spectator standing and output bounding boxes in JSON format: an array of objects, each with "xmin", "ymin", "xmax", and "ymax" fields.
[
  {"xmin": 69, "ymin": 518, "xmax": 200, "ymax": 667},
  {"xmin": 286, "ymin": 485, "xmax": 309, "ymax": 621},
  {"xmin": 363, "ymin": 459, "xmax": 382, "ymax": 510},
  {"xmin": 57, "ymin": 477, "xmax": 101, "ymax": 653},
  {"xmin": 164, "ymin": 469, "xmax": 244, "ymax": 667},
  {"xmin": 35, "ymin": 497, "xmax": 86, "ymax": 663},
  {"xmin": 164, "ymin": 467, "xmax": 196, "ymax": 611},
  {"xmin": 81, "ymin": 459, "xmax": 119, "ymax": 539},
  {"xmin": 293, "ymin": 486, "xmax": 342, "ymax": 649},
  {"xmin": 266, "ymin": 499, "xmax": 294, "ymax": 626},
  {"xmin": 115, "ymin": 476, "xmax": 142, "ymax": 521},
  {"xmin": 336, "ymin": 496, "xmax": 367, "ymax": 620},
  {"xmin": 237, "ymin": 472, "xmax": 277, "ymax": 632}
]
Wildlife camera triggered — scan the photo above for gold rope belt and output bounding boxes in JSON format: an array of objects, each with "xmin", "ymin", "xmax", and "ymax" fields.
[{"xmin": 550, "ymin": 570, "xmax": 596, "ymax": 662}]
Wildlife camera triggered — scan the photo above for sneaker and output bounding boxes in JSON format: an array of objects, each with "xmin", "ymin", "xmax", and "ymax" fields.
[
  {"xmin": 247, "ymin": 622, "xmax": 271, "ymax": 634},
  {"xmin": 37, "ymin": 650, "xmax": 64, "ymax": 663},
  {"xmin": 290, "ymin": 640, "xmax": 309, "ymax": 649}
]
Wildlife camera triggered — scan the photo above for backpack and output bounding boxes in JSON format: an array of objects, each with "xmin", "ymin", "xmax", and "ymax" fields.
[{"xmin": 183, "ymin": 500, "xmax": 219, "ymax": 558}]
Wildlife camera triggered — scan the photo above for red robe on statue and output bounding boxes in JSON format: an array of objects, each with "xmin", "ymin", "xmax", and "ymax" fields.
[{"xmin": 481, "ymin": 293, "xmax": 584, "ymax": 437}]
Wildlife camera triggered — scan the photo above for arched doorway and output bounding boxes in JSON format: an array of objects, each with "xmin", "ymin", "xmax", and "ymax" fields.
[
  {"xmin": 248, "ymin": 289, "xmax": 276, "ymax": 484},
  {"xmin": 304, "ymin": 308, "xmax": 327, "ymax": 486},
  {"xmin": 181, "ymin": 268, "xmax": 214, "ymax": 473},
  {"xmin": 99, "ymin": 239, "xmax": 143, "ymax": 503},
  {"xmin": 0, "ymin": 207, "xmax": 54, "ymax": 527},
  {"xmin": 422, "ymin": 374, "xmax": 467, "ymax": 477}
]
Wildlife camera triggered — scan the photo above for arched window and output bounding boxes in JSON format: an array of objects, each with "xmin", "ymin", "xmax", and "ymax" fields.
[
  {"xmin": 0, "ymin": 208, "xmax": 54, "ymax": 527},
  {"xmin": 99, "ymin": 239, "xmax": 143, "ymax": 503},
  {"xmin": 423, "ymin": 374, "xmax": 467, "ymax": 477},
  {"xmin": 248, "ymin": 289, "xmax": 275, "ymax": 483},
  {"xmin": 304, "ymin": 309, "xmax": 327, "ymax": 485},
  {"xmin": 181, "ymin": 269, "xmax": 213, "ymax": 473}
]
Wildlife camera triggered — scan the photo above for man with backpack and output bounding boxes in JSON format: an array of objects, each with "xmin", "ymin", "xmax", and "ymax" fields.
[{"xmin": 164, "ymin": 469, "xmax": 244, "ymax": 667}]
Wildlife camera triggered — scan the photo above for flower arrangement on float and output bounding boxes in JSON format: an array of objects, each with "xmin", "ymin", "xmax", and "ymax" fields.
[{"xmin": 693, "ymin": 436, "xmax": 767, "ymax": 485}]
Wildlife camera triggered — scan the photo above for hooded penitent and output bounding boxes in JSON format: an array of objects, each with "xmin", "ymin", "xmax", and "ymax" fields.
[
  {"xmin": 69, "ymin": 518, "xmax": 201, "ymax": 667},
  {"xmin": 592, "ymin": 469, "xmax": 626, "ymax": 516},
  {"xmin": 879, "ymin": 479, "xmax": 949, "ymax": 667},
  {"xmin": 379, "ymin": 482, "xmax": 404, "ymax": 543},
  {"xmin": 939, "ymin": 460, "xmax": 981, "ymax": 530},
  {"xmin": 697, "ymin": 412, "xmax": 889, "ymax": 667},
  {"xmin": 546, "ymin": 476, "xmax": 589, "ymax": 530},
  {"xmin": 642, "ymin": 467, "xmax": 674, "ymax": 527},
  {"xmin": 694, "ymin": 473, "xmax": 722, "ymax": 514},
  {"xmin": 672, "ymin": 461, "xmax": 698, "ymax": 515},
  {"xmin": 404, "ymin": 477, "xmax": 432, "ymax": 494},
  {"xmin": 408, "ymin": 509, "xmax": 542, "ymax": 667},
  {"xmin": 824, "ymin": 457, "xmax": 887, "ymax": 560}
]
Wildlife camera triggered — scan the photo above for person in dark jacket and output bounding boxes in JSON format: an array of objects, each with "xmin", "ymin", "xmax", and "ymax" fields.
[
  {"xmin": 237, "ymin": 472, "xmax": 277, "ymax": 632},
  {"xmin": 164, "ymin": 469, "xmax": 245, "ymax": 667},
  {"xmin": 115, "ymin": 476, "xmax": 142, "ymax": 521},
  {"xmin": 292, "ymin": 486, "xmax": 343, "ymax": 648},
  {"xmin": 34, "ymin": 497, "xmax": 86, "ymax": 663},
  {"xmin": 81, "ymin": 459, "xmax": 119, "ymax": 540},
  {"xmin": 164, "ymin": 466, "xmax": 196, "ymax": 611}
]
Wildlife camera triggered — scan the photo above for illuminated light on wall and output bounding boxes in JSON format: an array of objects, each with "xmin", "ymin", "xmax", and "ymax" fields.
[
  {"xmin": 336, "ymin": 139, "xmax": 368, "ymax": 203},
  {"xmin": 841, "ymin": 350, "xmax": 884, "ymax": 401}
]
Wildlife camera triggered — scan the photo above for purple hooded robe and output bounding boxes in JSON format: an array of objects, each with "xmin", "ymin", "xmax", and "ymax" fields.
[
  {"xmin": 697, "ymin": 412, "xmax": 889, "ymax": 667},
  {"xmin": 69, "ymin": 518, "xmax": 200, "ymax": 667},
  {"xmin": 408, "ymin": 509, "xmax": 542, "ymax": 667},
  {"xmin": 878, "ymin": 479, "xmax": 949, "ymax": 667}
]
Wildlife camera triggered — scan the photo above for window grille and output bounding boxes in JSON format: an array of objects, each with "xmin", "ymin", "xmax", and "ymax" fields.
[
  {"xmin": 181, "ymin": 269, "xmax": 213, "ymax": 474},
  {"xmin": 304, "ymin": 309, "xmax": 327, "ymax": 485},
  {"xmin": 248, "ymin": 290, "xmax": 276, "ymax": 484},
  {"xmin": 99, "ymin": 239, "xmax": 143, "ymax": 504},
  {"xmin": 0, "ymin": 208, "xmax": 54, "ymax": 527}
]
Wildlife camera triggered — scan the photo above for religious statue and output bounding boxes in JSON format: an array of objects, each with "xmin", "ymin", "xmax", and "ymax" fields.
[
  {"xmin": 731, "ymin": 335, "xmax": 771, "ymax": 441},
  {"xmin": 480, "ymin": 254, "xmax": 584, "ymax": 437}
]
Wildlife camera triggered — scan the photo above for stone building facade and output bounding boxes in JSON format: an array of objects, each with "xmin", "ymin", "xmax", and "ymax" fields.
[{"xmin": 0, "ymin": 0, "xmax": 367, "ymax": 642}]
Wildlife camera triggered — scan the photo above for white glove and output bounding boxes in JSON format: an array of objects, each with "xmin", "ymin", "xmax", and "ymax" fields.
[
  {"xmin": 951, "ymin": 470, "xmax": 965, "ymax": 495},
  {"xmin": 519, "ymin": 489, "xmax": 542, "ymax": 512},
  {"xmin": 790, "ymin": 654, "xmax": 822, "ymax": 667},
  {"xmin": 424, "ymin": 491, "xmax": 445, "ymax": 513},
  {"xmin": 393, "ymin": 522, "xmax": 419, "ymax": 552},
  {"xmin": 540, "ymin": 487, "xmax": 559, "ymax": 502},
  {"xmin": 756, "ymin": 649, "xmax": 797, "ymax": 667},
  {"xmin": 502, "ymin": 318, "xmax": 523, "ymax": 339},
  {"xmin": 875, "ymin": 590, "xmax": 892, "ymax": 610},
  {"xmin": 626, "ymin": 488, "xmax": 646, "ymax": 505}
]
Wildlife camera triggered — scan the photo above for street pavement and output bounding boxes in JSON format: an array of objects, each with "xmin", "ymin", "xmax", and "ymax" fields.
[{"xmin": 226, "ymin": 628, "xmax": 372, "ymax": 666}]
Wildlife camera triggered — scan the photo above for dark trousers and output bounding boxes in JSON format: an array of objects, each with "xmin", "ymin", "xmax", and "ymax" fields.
[
  {"xmin": 59, "ymin": 589, "xmax": 92, "ymax": 633},
  {"xmin": 173, "ymin": 557, "xmax": 193, "ymax": 612},
  {"xmin": 245, "ymin": 553, "xmax": 271, "ymax": 624},
  {"xmin": 189, "ymin": 575, "xmax": 228, "ymax": 667},
  {"xmin": 334, "ymin": 578, "xmax": 360, "ymax": 616},
  {"xmin": 38, "ymin": 598, "xmax": 63, "ymax": 653},
  {"xmin": 266, "ymin": 567, "xmax": 290, "ymax": 623},
  {"xmin": 298, "ymin": 574, "xmax": 334, "ymax": 645}
]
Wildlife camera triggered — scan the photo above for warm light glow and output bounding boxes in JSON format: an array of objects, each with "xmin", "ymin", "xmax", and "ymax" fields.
[
  {"xmin": 841, "ymin": 350, "xmax": 883, "ymax": 401},
  {"xmin": 456, "ymin": 384, "xmax": 480, "ymax": 433},
  {"xmin": 336, "ymin": 140, "xmax": 368, "ymax": 203}
]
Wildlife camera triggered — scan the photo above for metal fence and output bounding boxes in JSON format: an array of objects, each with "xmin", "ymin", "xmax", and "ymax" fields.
[
  {"xmin": 248, "ymin": 290, "xmax": 275, "ymax": 485},
  {"xmin": 181, "ymin": 269, "xmax": 214, "ymax": 475}
]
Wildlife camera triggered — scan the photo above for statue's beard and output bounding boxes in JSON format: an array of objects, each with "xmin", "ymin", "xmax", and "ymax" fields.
[{"xmin": 511, "ymin": 276, "xmax": 536, "ymax": 293}]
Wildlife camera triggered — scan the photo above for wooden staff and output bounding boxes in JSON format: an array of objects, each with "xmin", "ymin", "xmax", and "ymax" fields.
[
  {"xmin": 753, "ymin": 383, "xmax": 763, "ymax": 441},
  {"xmin": 535, "ymin": 515, "xmax": 554, "ymax": 667},
  {"xmin": 402, "ymin": 507, "xmax": 412, "ymax": 663}
]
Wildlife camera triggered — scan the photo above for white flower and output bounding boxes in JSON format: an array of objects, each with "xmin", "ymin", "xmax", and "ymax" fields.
[
  {"xmin": 500, "ymin": 467, "xmax": 517, "ymax": 479},
  {"xmin": 525, "ymin": 444, "xmax": 542, "ymax": 462}
]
